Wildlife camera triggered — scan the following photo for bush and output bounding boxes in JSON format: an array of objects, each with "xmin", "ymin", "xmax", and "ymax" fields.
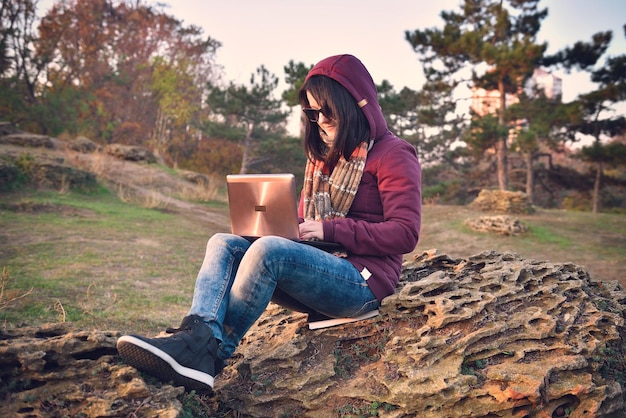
[{"xmin": 561, "ymin": 191, "xmax": 592, "ymax": 211}]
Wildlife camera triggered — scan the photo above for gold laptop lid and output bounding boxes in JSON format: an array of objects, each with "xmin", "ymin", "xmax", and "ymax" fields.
[{"xmin": 226, "ymin": 174, "xmax": 299, "ymax": 240}]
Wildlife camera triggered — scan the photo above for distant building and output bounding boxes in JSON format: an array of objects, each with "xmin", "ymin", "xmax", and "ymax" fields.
[
  {"xmin": 470, "ymin": 68, "xmax": 563, "ymax": 117},
  {"xmin": 525, "ymin": 68, "xmax": 562, "ymax": 100},
  {"xmin": 470, "ymin": 87, "xmax": 519, "ymax": 117}
]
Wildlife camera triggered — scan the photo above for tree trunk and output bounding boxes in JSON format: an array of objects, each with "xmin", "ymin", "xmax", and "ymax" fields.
[
  {"xmin": 151, "ymin": 108, "xmax": 167, "ymax": 166},
  {"xmin": 524, "ymin": 151, "xmax": 534, "ymax": 205},
  {"xmin": 592, "ymin": 161, "xmax": 602, "ymax": 214},
  {"xmin": 239, "ymin": 124, "xmax": 254, "ymax": 174},
  {"xmin": 497, "ymin": 79, "xmax": 509, "ymax": 191}
]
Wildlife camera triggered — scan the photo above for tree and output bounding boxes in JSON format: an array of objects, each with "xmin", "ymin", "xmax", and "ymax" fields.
[
  {"xmin": 578, "ymin": 138, "xmax": 626, "ymax": 212},
  {"xmin": 506, "ymin": 90, "xmax": 576, "ymax": 204},
  {"xmin": 566, "ymin": 25, "xmax": 626, "ymax": 213},
  {"xmin": 150, "ymin": 56, "xmax": 201, "ymax": 166},
  {"xmin": 0, "ymin": 0, "xmax": 52, "ymax": 131},
  {"xmin": 205, "ymin": 65, "xmax": 289, "ymax": 174},
  {"xmin": 574, "ymin": 90, "xmax": 626, "ymax": 213},
  {"xmin": 377, "ymin": 80, "xmax": 420, "ymax": 144},
  {"xmin": 406, "ymin": 0, "xmax": 549, "ymax": 190},
  {"xmin": 281, "ymin": 60, "xmax": 312, "ymax": 107},
  {"xmin": 282, "ymin": 60, "xmax": 313, "ymax": 138},
  {"xmin": 34, "ymin": 0, "xmax": 219, "ymax": 146}
]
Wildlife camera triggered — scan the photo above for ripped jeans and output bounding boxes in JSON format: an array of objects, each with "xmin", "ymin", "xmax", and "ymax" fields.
[{"xmin": 188, "ymin": 233, "xmax": 379, "ymax": 360}]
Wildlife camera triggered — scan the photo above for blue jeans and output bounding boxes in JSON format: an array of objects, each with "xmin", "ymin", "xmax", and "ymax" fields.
[{"xmin": 188, "ymin": 233, "xmax": 379, "ymax": 360}]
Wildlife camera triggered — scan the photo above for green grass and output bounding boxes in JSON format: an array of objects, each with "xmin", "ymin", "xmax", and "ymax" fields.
[
  {"xmin": 0, "ymin": 187, "xmax": 223, "ymax": 333},
  {"xmin": 1, "ymin": 184, "xmax": 625, "ymax": 335},
  {"xmin": 526, "ymin": 224, "xmax": 573, "ymax": 248},
  {"xmin": 414, "ymin": 204, "xmax": 626, "ymax": 285}
]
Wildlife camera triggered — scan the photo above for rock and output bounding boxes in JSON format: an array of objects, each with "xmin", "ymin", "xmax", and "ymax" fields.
[
  {"xmin": 0, "ymin": 133, "xmax": 63, "ymax": 149},
  {"xmin": 30, "ymin": 160, "xmax": 99, "ymax": 191},
  {"xmin": 470, "ymin": 189, "xmax": 535, "ymax": 214},
  {"xmin": 0, "ymin": 151, "xmax": 98, "ymax": 191},
  {"xmin": 178, "ymin": 169, "xmax": 210, "ymax": 187},
  {"xmin": 67, "ymin": 136, "xmax": 100, "ymax": 153},
  {"xmin": 464, "ymin": 215, "xmax": 528, "ymax": 235},
  {"xmin": 2, "ymin": 251, "xmax": 625, "ymax": 417},
  {"xmin": 216, "ymin": 250, "xmax": 626, "ymax": 417},
  {"xmin": 0, "ymin": 159, "xmax": 19, "ymax": 191},
  {"xmin": 0, "ymin": 121, "xmax": 21, "ymax": 136},
  {"xmin": 0, "ymin": 323, "xmax": 185, "ymax": 417},
  {"xmin": 104, "ymin": 143, "xmax": 156, "ymax": 163}
]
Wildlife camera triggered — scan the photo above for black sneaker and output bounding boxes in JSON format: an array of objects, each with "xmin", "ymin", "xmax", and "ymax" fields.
[
  {"xmin": 117, "ymin": 315, "xmax": 217, "ymax": 392},
  {"xmin": 166, "ymin": 318, "xmax": 226, "ymax": 374}
]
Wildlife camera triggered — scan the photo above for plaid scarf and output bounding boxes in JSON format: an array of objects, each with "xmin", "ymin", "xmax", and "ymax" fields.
[{"xmin": 303, "ymin": 141, "xmax": 369, "ymax": 221}]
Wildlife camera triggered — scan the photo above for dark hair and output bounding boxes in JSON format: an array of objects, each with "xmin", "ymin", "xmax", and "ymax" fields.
[{"xmin": 299, "ymin": 76, "xmax": 370, "ymax": 168}]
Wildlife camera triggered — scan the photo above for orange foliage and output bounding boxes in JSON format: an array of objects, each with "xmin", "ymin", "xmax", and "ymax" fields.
[{"xmin": 183, "ymin": 138, "xmax": 242, "ymax": 176}]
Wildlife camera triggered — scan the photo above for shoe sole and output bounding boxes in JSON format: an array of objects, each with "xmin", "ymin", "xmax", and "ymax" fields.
[{"xmin": 116, "ymin": 335, "xmax": 214, "ymax": 391}]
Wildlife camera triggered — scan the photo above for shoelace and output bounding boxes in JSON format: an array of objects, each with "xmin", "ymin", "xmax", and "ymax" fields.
[
  {"xmin": 165, "ymin": 317, "xmax": 198, "ymax": 334},
  {"xmin": 165, "ymin": 319, "xmax": 226, "ymax": 373}
]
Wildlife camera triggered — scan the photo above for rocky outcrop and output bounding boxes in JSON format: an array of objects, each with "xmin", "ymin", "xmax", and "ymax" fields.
[
  {"xmin": 67, "ymin": 136, "xmax": 101, "ymax": 153},
  {"xmin": 0, "ymin": 150, "xmax": 98, "ymax": 192},
  {"xmin": 2, "ymin": 251, "xmax": 625, "ymax": 417},
  {"xmin": 0, "ymin": 121, "xmax": 21, "ymax": 136},
  {"xmin": 470, "ymin": 189, "xmax": 535, "ymax": 214},
  {"xmin": 0, "ymin": 132, "xmax": 98, "ymax": 191},
  {"xmin": 179, "ymin": 169, "xmax": 211, "ymax": 187},
  {"xmin": 0, "ymin": 159, "xmax": 19, "ymax": 190},
  {"xmin": 0, "ymin": 324, "xmax": 186, "ymax": 417},
  {"xmin": 217, "ymin": 250, "xmax": 626, "ymax": 417},
  {"xmin": 0, "ymin": 132, "xmax": 64, "ymax": 149},
  {"xmin": 104, "ymin": 143, "xmax": 156, "ymax": 163},
  {"xmin": 464, "ymin": 215, "xmax": 528, "ymax": 235}
]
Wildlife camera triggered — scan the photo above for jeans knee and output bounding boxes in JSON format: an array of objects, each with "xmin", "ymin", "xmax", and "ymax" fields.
[
  {"xmin": 248, "ymin": 236, "xmax": 288, "ymax": 256},
  {"xmin": 243, "ymin": 236, "xmax": 291, "ymax": 272},
  {"xmin": 209, "ymin": 232, "xmax": 232, "ymax": 245},
  {"xmin": 208, "ymin": 233, "xmax": 248, "ymax": 249}
]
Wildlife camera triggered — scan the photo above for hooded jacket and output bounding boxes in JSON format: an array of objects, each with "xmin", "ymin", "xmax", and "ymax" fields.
[{"xmin": 298, "ymin": 54, "xmax": 422, "ymax": 301}]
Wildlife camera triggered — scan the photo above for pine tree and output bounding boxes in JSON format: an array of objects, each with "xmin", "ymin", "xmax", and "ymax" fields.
[
  {"xmin": 406, "ymin": 0, "xmax": 548, "ymax": 190},
  {"xmin": 557, "ymin": 25, "xmax": 626, "ymax": 212},
  {"xmin": 205, "ymin": 65, "xmax": 289, "ymax": 174}
]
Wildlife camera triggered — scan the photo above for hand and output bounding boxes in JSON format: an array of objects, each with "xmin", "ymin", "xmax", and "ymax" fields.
[{"xmin": 299, "ymin": 220, "xmax": 324, "ymax": 241}]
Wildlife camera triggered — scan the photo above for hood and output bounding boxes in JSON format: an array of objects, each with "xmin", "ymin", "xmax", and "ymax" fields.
[{"xmin": 305, "ymin": 54, "xmax": 388, "ymax": 140}]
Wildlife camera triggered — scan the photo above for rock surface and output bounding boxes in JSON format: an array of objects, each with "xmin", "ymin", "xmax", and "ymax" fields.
[
  {"xmin": 470, "ymin": 189, "xmax": 535, "ymax": 214},
  {"xmin": 0, "ymin": 132, "xmax": 61, "ymax": 149},
  {"xmin": 104, "ymin": 143, "xmax": 156, "ymax": 163},
  {"xmin": 0, "ymin": 323, "xmax": 186, "ymax": 417},
  {"xmin": 217, "ymin": 250, "xmax": 626, "ymax": 417},
  {"xmin": 464, "ymin": 215, "xmax": 528, "ymax": 235},
  {"xmin": 2, "ymin": 251, "xmax": 625, "ymax": 417}
]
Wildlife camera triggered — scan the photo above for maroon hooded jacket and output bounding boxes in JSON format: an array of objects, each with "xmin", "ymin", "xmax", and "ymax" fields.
[{"xmin": 298, "ymin": 54, "xmax": 422, "ymax": 301}]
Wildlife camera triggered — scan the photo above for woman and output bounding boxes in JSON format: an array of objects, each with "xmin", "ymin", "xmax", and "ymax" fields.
[{"xmin": 117, "ymin": 54, "xmax": 422, "ymax": 392}]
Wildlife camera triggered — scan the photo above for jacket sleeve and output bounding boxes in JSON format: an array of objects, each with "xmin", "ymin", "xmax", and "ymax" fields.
[{"xmin": 323, "ymin": 139, "xmax": 422, "ymax": 256}]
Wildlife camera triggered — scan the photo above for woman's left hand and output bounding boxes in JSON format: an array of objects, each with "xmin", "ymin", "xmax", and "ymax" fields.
[{"xmin": 299, "ymin": 220, "xmax": 324, "ymax": 241}]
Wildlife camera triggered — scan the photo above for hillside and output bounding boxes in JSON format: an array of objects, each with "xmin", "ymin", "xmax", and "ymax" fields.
[
  {"xmin": 2, "ymin": 132, "xmax": 626, "ymax": 417},
  {"xmin": 1, "ymin": 132, "xmax": 625, "ymax": 332}
]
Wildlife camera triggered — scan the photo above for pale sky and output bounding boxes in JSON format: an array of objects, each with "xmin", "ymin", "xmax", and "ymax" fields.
[
  {"xmin": 38, "ymin": 0, "xmax": 626, "ymax": 132},
  {"xmin": 149, "ymin": 0, "xmax": 626, "ymax": 101}
]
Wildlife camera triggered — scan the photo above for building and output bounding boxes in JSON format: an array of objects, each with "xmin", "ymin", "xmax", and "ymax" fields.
[{"xmin": 470, "ymin": 68, "xmax": 563, "ymax": 117}]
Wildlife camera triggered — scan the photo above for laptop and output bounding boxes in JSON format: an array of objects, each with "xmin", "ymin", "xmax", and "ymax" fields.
[{"xmin": 226, "ymin": 173, "xmax": 342, "ymax": 252}]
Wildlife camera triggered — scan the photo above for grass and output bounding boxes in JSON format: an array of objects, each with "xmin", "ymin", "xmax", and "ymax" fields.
[
  {"xmin": 413, "ymin": 204, "xmax": 626, "ymax": 285},
  {"xmin": 1, "ymin": 183, "xmax": 625, "ymax": 336},
  {"xmin": 0, "ymin": 187, "xmax": 227, "ymax": 333},
  {"xmin": 526, "ymin": 224, "xmax": 573, "ymax": 248}
]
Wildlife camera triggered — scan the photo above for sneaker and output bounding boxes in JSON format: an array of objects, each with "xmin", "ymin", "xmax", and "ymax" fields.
[
  {"xmin": 117, "ymin": 315, "xmax": 217, "ymax": 392},
  {"xmin": 166, "ymin": 318, "xmax": 226, "ymax": 374}
]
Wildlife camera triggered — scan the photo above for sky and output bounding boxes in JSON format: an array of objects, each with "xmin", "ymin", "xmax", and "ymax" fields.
[
  {"xmin": 39, "ymin": 0, "xmax": 626, "ymax": 133},
  {"xmin": 145, "ymin": 0, "xmax": 626, "ymax": 98}
]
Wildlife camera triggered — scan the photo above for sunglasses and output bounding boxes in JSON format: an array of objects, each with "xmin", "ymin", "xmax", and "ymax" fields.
[{"xmin": 302, "ymin": 107, "xmax": 330, "ymax": 123}]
